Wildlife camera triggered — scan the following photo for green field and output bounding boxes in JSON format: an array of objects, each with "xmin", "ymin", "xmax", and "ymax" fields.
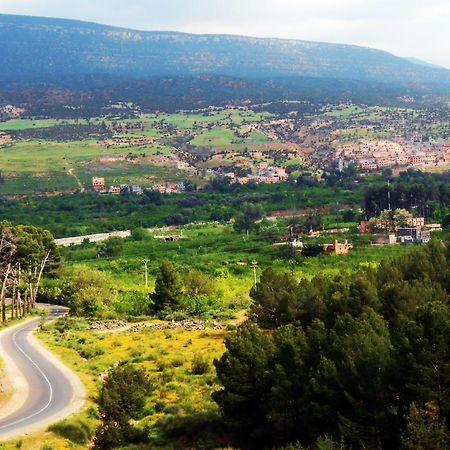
[
  {"xmin": 0, "ymin": 118, "xmax": 91, "ymax": 131},
  {"xmin": 59, "ymin": 221, "xmax": 416, "ymax": 313},
  {"xmin": 0, "ymin": 110, "xmax": 274, "ymax": 195}
]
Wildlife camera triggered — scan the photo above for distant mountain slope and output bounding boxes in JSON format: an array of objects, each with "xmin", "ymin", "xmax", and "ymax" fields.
[
  {"xmin": 403, "ymin": 57, "xmax": 446, "ymax": 70},
  {"xmin": 1, "ymin": 14, "xmax": 450, "ymax": 87}
]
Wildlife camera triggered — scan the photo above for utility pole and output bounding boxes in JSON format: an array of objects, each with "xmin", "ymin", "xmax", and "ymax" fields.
[
  {"xmin": 251, "ymin": 261, "xmax": 258, "ymax": 291},
  {"xmin": 387, "ymin": 179, "xmax": 391, "ymax": 211},
  {"xmin": 142, "ymin": 259, "xmax": 149, "ymax": 288}
]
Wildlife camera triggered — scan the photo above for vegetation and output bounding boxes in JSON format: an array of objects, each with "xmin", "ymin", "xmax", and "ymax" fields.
[
  {"xmin": 94, "ymin": 364, "xmax": 151, "ymax": 449},
  {"xmin": 213, "ymin": 240, "xmax": 450, "ymax": 449}
]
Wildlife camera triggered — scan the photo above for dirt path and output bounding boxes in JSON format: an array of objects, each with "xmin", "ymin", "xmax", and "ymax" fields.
[{"xmin": 67, "ymin": 168, "xmax": 85, "ymax": 192}]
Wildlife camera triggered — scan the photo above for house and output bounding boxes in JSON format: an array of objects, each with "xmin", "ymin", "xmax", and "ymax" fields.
[
  {"xmin": 92, "ymin": 177, "xmax": 105, "ymax": 191},
  {"xmin": 409, "ymin": 155, "xmax": 423, "ymax": 165},
  {"xmin": 120, "ymin": 184, "xmax": 143, "ymax": 195},
  {"xmin": 397, "ymin": 227, "xmax": 430, "ymax": 243},
  {"xmin": 359, "ymin": 159, "xmax": 377, "ymax": 170},
  {"xmin": 109, "ymin": 186, "xmax": 121, "ymax": 194},
  {"xmin": 323, "ymin": 240, "xmax": 352, "ymax": 255},
  {"xmin": 407, "ymin": 217, "xmax": 425, "ymax": 228},
  {"xmin": 372, "ymin": 234, "xmax": 397, "ymax": 245}
]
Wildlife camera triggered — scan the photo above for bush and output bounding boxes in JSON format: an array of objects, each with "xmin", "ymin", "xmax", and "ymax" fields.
[
  {"xmin": 191, "ymin": 353, "xmax": 210, "ymax": 375},
  {"xmin": 79, "ymin": 345, "xmax": 106, "ymax": 359},
  {"xmin": 48, "ymin": 419, "xmax": 92, "ymax": 445},
  {"xmin": 96, "ymin": 236, "xmax": 124, "ymax": 258},
  {"xmin": 130, "ymin": 227, "xmax": 150, "ymax": 241}
]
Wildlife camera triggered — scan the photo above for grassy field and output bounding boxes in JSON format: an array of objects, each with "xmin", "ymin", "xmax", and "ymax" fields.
[
  {"xmin": 25, "ymin": 318, "xmax": 229, "ymax": 449},
  {"xmin": 60, "ymin": 221, "xmax": 416, "ymax": 315},
  {"xmin": 0, "ymin": 110, "xmax": 274, "ymax": 195},
  {"xmin": 0, "ymin": 118, "xmax": 91, "ymax": 131},
  {"xmin": 0, "ymin": 139, "xmax": 190, "ymax": 194}
]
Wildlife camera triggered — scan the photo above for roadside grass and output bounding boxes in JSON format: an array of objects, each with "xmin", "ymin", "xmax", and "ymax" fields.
[{"xmin": 34, "ymin": 318, "xmax": 228, "ymax": 448}]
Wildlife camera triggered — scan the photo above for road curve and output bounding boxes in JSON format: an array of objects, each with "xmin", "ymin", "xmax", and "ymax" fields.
[{"xmin": 0, "ymin": 306, "xmax": 85, "ymax": 441}]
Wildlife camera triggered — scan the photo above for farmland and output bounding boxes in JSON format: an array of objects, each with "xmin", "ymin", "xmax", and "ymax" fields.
[{"xmin": 0, "ymin": 110, "xmax": 273, "ymax": 195}]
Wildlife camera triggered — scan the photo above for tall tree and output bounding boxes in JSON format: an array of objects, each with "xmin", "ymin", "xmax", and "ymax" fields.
[
  {"xmin": 150, "ymin": 259, "xmax": 183, "ymax": 314},
  {"xmin": 213, "ymin": 321, "xmax": 275, "ymax": 440}
]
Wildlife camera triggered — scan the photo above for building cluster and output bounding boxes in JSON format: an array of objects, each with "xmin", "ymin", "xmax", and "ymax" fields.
[
  {"xmin": 335, "ymin": 139, "xmax": 450, "ymax": 172},
  {"xmin": 91, "ymin": 177, "xmax": 185, "ymax": 195},
  {"xmin": 360, "ymin": 215, "xmax": 435, "ymax": 244},
  {"xmin": 216, "ymin": 164, "xmax": 288, "ymax": 185}
]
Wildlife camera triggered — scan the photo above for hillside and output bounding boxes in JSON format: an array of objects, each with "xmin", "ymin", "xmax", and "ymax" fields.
[{"xmin": 1, "ymin": 14, "xmax": 450, "ymax": 87}]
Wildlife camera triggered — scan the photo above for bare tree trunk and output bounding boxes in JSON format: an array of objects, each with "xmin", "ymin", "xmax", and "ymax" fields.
[
  {"xmin": 17, "ymin": 290, "xmax": 22, "ymax": 319},
  {"xmin": 11, "ymin": 283, "xmax": 16, "ymax": 320},
  {"xmin": 22, "ymin": 292, "xmax": 26, "ymax": 317},
  {"xmin": 31, "ymin": 251, "xmax": 51, "ymax": 308},
  {"xmin": 26, "ymin": 289, "xmax": 30, "ymax": 315},
  {"xmin": 1, "ymin": 263, "xmax": 11, "ymax": 323}
]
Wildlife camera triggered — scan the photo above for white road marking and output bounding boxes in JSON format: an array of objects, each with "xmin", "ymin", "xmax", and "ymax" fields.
[{"xmin": 0, "ymin": 325, "xmax": 54, "ymax": 430}]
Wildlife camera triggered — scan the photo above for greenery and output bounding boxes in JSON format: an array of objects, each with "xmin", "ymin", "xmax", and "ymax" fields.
[
  {"xmin": 150, "ymin": 259, "xmax": 184, "ymax": 315},
  {"xmin": 213, "ymin": 240, "xmax": 450, "ymax": 448},
  {"xmin": 94, "ymin": 364, "xmax": 152, "ymax": 449}
]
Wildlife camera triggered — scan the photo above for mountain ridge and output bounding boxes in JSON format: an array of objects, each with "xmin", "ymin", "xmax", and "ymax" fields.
[{"xmin": 1, "ymin": 13, "xmax": 450, "ymax": 87}]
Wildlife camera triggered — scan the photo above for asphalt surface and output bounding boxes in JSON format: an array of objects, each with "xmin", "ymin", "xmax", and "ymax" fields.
[{"xmin": 0, "ymin": 305, "xmax": 79, "ymax": 440}]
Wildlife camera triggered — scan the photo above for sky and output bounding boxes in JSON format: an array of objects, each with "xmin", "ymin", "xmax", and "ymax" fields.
[{"xmin": 0, "ymin": 0, "xmax": 449, "ymax": 68}]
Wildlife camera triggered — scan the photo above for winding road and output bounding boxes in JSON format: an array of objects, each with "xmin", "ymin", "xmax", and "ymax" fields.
[{"xmin": 0, "ymin": 305, "xmax": 85, "ymax": 441}]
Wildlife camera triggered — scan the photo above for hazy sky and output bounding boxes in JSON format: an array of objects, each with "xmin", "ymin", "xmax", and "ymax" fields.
[{"xmin": 1, "ymin": 0, "xmax": 449, "ymax": 68}]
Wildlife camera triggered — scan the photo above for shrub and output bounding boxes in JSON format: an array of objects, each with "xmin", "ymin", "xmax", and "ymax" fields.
[
  {"xmin": 130, "ymin": 227, "xmax": 151, "ymax": 241},
  {"xmin": 48, "ymin": 419, "xmax": 92, "ymax": 445},
  {"xmin": 191, "ymin": 353, "xmax": 210, "ymax": 375},
  {"xmin": 79, "ymin": 345, "xmax": 106, "ymax": 359}
]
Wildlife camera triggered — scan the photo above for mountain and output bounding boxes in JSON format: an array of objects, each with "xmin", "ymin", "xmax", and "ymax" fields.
[
  {"xmin": 1, "ymin": 14, "xmax": 450, "ymax": 87},
  {"xmin": 403, "ymin": 57, "xmax": 446, "ymax": 70}
]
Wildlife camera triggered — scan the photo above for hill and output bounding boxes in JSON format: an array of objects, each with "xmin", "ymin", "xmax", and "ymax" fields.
[{"xmin": 1, "ymin": 14, "xmax": 450, "ymax": 87}]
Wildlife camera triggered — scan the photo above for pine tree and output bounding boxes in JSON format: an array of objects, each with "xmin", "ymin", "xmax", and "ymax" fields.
[
  {"xmin": 94, "ymin": 364, "xmax": 151, "ymax": 449},
  {"xmin": 150, "ymin": 259, "xmax": 183, "ymax": 313}
]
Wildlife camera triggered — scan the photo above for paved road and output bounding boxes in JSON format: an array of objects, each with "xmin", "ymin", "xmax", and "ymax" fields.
[
  {"xmin": 0, "ymin": 305, "xmax": 84, "ymax": 441},
  {"xmin": 55, "ymin": 230, "xmax": 132, "ymax": 247}
]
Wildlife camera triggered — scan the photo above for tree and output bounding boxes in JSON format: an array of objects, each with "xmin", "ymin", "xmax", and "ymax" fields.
[
  {"xmin": 150, "ymin": 259, "xmax": 183, "ymax": 314},
  {"xmin": 64, "ymin": 266, "xmax": 115, "ymax": 317},
  {"xmin": 96, "ymin": 236, "xmax": 123, "ymax": 258},
  {"xmin": 130, "ymin": 227, "xmax": 150, "ymax": 241},
  {"xmin": 0, "ymin": 221, "xmax": 60, "ymax": 321},
  {"xmin": 250, "ymin": 268, "xmax": 298, "ymax": 327},
  {"xmin": 233, "ymin": 203, "xmax": 264, "ymax": 235},
  {"xmin": 94, "ymin": 363, "xmax": 151, "ymax": 449},
  {"xmin": 141, "ymin": 189, "xmax": 164, "ymax": 205},
  {"xmin": 184, "ymin": 269, "xmax": 216, "ymax": 298},
  {"xmin": 399, "ymin": 404, "xmax": 450, "ymax": 450},
  {"xmin": 213, "ymin": 321, "xmax": 275, "ymax": 440}
]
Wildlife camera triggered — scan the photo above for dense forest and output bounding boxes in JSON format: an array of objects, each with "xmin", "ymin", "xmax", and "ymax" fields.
[
  {"xmin": 364, "ymin": 170, "xmax": 450, "ymax": 219},
  {"xmin": 214, "ymin": 240, "xmax": 450, "ymax": 449}
]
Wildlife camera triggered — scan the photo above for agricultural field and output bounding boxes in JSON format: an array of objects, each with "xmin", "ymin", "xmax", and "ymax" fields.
[{"xmin": 0, "ymin": 110, "xmax": 275, "ymax": 195}]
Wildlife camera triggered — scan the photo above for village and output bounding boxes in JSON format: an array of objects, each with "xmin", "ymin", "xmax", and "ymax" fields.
[{"xmin": 334, "ymin": 138, "xmax": 450, "ymax": 172}]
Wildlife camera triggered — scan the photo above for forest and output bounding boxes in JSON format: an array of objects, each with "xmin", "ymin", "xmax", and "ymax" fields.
[{"xmin": 214, "ymin": 240, "xmax": 450, "ymax": 449}]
